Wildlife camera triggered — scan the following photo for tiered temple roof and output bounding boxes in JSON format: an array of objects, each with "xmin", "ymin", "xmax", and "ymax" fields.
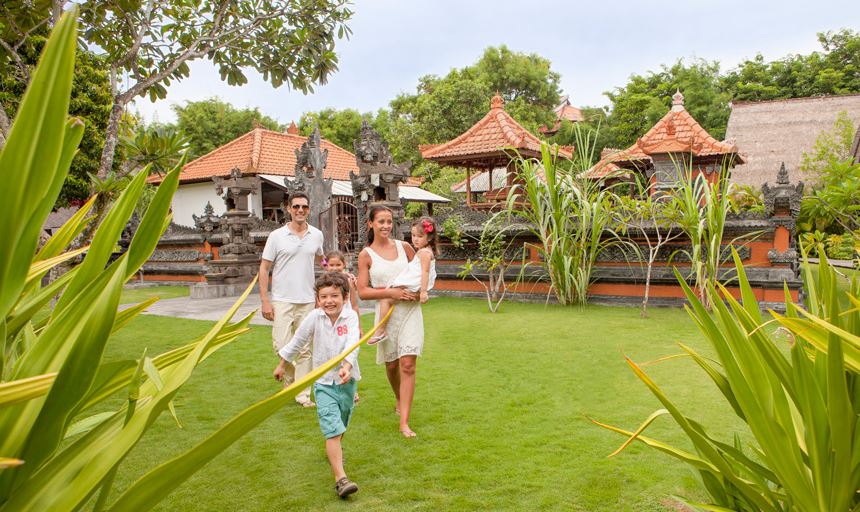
[
  {"xmin": 540, "ymin": 95, "xmax": 584, "ymax": 135},
  {"xmin": 588, "ymin": 91, "xmax": 742, "ymax": 178},
  {"xmin": 420, "ymin": 94, "xmax": 572, "ymax": 165}
]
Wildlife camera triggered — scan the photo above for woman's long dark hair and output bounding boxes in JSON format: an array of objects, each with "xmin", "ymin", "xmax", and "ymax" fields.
[{"xmin": 366, "ymin": 205, "xmax": 393, "ymax": 246}]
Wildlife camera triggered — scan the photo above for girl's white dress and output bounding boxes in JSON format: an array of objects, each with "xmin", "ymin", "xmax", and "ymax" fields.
[
  {"xmin": 366, "ymin": 240, "xmax": 425, "ymax": 363},
  {"xmin": 388, "ymin": 247, "xmax": 436, "ymax": 292}
]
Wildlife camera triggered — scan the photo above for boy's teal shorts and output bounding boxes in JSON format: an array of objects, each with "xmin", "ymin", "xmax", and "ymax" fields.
[{"xmin": 314, "ymin": 379, "xmax": 357, "ymax": 439}]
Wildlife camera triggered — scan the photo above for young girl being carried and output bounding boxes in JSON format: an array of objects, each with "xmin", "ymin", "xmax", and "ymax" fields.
[{"xmin": 368, "ymin": 217, "xmax": 437, "ymax": 345}]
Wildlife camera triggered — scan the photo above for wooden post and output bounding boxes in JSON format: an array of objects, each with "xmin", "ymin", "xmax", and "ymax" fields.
[{"xmin": 465, "ymin": 167, "xmax": 472, "ymax": 206}]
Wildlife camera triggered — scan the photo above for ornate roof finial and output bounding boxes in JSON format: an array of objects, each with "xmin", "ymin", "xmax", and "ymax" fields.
[
  {"xmin": 671, "ymin": 89, "xmax": 685, "ymax": 111},
  {"xmin": 777, "ymin": 162, "xmax": 789, "ymax": 184},
  {"xmin": 287, "ymin": 121, "xmax": 299, "ymax": 135},
  {"xmin": 490, "ymin": 93, "xmax": 504, "ymax": 110}
]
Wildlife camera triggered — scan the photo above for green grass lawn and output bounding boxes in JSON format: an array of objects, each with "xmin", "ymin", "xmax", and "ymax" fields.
[
  {"xmin": 120, "ymin": 285, "xmax": 189, "ymax": 304},
  {"xmin": 96, "ymin": 295, "xmax": 744, "ymax": 511}
]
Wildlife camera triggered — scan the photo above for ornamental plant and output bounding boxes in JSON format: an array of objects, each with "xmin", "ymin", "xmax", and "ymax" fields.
[
  {"xmin": 0, "ymin": 12, "xmax": 381, "ymax": 511},
  {"xmin": 505, "ymin": 130, "xmax": 628, "ymax": 306},
  {"xmin": 592, "ymin": 251, "xmax": 860, "ymax": 511}
]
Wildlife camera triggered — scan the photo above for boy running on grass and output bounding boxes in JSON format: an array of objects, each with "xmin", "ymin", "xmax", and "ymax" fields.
[{"xmin": 273, "ymin": 272, "xmax": 362, "ymax": 498}]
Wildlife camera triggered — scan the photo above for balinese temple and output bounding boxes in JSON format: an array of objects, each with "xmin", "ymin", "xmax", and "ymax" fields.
[
  {"xmin": 588, "ymin": 90, "xmax": 743, "ymax": 192},
  {"xmin": 149, "ymin": 122, "xmax": 448, "ymax": 228},
  {"xmin": 539, "ymin": 95, "xmax": 584, "ymax": 136},
  {"xmin": 421, "ymin": 94, "xmax": 572, "ymax": 208}
]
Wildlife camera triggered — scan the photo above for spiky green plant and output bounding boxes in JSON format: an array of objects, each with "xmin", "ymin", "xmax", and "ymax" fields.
[
  {"xmin": 673, "ymin": 161, "xmax": 736, "ymax": 310},
  {"xmin": 0, "ymin": 12, "xmax": 386, "ymax": 511},
  {"xmin": 591, "ymin": 251, "xmax": 860, "ymax": 511},
  {"xmin": 505, "ymin": 135, "xmax": 627, "ymax": 306}
]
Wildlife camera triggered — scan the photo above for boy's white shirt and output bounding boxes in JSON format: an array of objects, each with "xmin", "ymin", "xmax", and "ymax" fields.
[{"xmin": 278, "ymin": 306, "xmax": 360, "ymax": 385}]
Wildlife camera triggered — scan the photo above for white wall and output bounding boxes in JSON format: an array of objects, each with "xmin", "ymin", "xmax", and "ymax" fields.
[{"xmin": 171, "ymin": 181, "xmax": 264, "ymax": 226}]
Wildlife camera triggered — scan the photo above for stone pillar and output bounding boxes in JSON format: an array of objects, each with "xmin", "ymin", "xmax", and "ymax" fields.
[
  {"xmin": 350, "ymin": 120, "xmax": 412, "ymax": 246},
  {"xmin": 191, "ymin": 168, "xmax": 261, "ymax": 298},
  {"xmin": 763, "ymin": 162, "xmax": 804, "ymax": 269}
]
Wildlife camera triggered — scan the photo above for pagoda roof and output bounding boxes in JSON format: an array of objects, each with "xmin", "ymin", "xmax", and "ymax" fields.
[
  {"xmin": 634, "ymin": 91, "xmax": 739, "ymax": 158},
  {"xmin": 420, "ymin": 94, "xmax": 572, "ymax": 165},
  {"xmin": 587, "ymin": 91, "xmax": 742, "ymax": 178}
]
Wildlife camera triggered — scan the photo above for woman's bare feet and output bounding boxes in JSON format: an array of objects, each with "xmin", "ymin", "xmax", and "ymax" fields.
[{"xmin": 400, "ymin": 426, "xmax": 417, "ymax": 438}]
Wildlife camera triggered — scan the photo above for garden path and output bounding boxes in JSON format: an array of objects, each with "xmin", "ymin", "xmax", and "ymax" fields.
[{"xmin": 123, "ymin": 293, "xmax": 374, "ymax": 325}]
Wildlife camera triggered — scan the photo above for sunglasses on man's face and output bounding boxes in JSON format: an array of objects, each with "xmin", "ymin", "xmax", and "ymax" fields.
[{"xmin": 290, "ymin": 204, "xmax": 310, "ymax": 211}]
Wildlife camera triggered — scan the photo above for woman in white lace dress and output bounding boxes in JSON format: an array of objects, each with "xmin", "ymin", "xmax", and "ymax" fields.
[{"xmin": 357, "ymin": 205, "xmax": 424, "ymax": 438}]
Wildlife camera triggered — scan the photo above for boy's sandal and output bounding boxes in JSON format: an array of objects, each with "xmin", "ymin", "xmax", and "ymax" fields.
[
  {"xmin": 367, "ymin": 333, "xmax": 387, "ymax": 345},
  {"xmin": 296, "ymin": 398, "xmax": 315, "ymax": 408},
  {"xmin": 335, "ymin": 477, "xmax": 358, "ymax": 498}
]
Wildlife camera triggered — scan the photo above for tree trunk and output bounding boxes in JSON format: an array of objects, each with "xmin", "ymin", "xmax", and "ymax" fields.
[
  {"xmin": 642, "ymin": 255, "xmax": 654, "ymax": 318},
  {"xmin": 98, "ymin": 101, "xmax": 125, "ymax": 179},
  {"xmin": 0, "ymin": 102, "xmax": 10, "ymax": 151}
]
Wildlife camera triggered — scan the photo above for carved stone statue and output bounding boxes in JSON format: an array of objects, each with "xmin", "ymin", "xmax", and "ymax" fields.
[
  {"xmin": 762, "ymin": 162, "xmax": 804, "ymax": 218},
  {"xmin": 192, "ymin": 201, "xmax": 222, "ymax": 239},
  {"xmin": 763, "ymin": 162, "xmax": 804, "ymax": 267},
  {"xmin": 350, "ymin": 120, "xmax": 412, "ymax": 246},
  {"xmin": 290, "ymin": 127, "xmax": 333, "ymax": 220},
  {"xmin": 285, "ymin": 126, "xmax": 334, "ymax": 248},
  {"xmin": 196, "ymin": 167, "xmax": 261, "ymax": 295}
]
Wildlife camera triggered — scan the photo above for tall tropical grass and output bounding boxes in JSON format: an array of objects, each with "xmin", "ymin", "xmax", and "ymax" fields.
[
  {"xmin": 673, "ymin": 160, "xmax": 735, "ymax": 310},
  {"xmin": 0, "ymin": 12, "xmax": 386, "ymax": 511},
  {"xmin": 505, "ymin": 131, "xmax": 626, "ymax": 306},
  {"xmin": 592, "ymin": 251, "xmax": 860, "ymax": 511}
]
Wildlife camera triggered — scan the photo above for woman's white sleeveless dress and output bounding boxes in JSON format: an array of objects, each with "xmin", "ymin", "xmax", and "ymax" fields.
[{"xmin": 366, "ymin": 240, "xmax": 425, "ymax": 363}]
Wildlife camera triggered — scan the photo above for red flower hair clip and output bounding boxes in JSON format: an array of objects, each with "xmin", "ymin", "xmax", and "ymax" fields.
[{"xmin": 422, "ymin": 219, "xmax": 434, "ymax": 234}]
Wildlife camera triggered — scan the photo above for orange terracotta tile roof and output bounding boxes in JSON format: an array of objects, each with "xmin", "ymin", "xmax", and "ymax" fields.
[
  {"xmin": 586, "ymin": 91, "xmax": 742, "ymax": 178},
  {"xmin": 149, "ymin": 128, "xmax": 360, "ymax": 184},
  {"xmin": 556, "ymin": 103, "xmax": 584, "ymax": 122},
  {"xmin": 420, "ymin": 94, "xmax": 572, "ymax": 162}
]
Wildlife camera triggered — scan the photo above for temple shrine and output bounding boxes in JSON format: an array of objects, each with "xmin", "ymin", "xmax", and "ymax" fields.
[
  {"xmin": 588, "ymin": 90, "xmax": 743, "ymax": 191},
  {"xmin": 420, "ymin": 93, "xmax": 572, "ymax": 208}
]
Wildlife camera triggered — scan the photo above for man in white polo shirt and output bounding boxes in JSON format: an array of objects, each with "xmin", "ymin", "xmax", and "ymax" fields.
[{"xmin": 259, "ymin": 191, "xmax": 325, "ymax": 407}]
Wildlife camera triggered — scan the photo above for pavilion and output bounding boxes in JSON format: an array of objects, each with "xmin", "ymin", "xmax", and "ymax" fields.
[
  {"xmin": 421, "ymin": 94, "xmax": 572, "ymax": 209},
  {"xmin": 588, "ymin": 91, "xmax": 743, "ymax": 193}
]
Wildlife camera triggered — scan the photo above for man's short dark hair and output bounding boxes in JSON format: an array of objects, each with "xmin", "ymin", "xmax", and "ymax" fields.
[
  {"xmin": 288, "ymin": 191, "xmax": 310, "ymax": 207},
  {"xmin": 314, "ymin": 271, "xmax": 350, "ymax": 299}
]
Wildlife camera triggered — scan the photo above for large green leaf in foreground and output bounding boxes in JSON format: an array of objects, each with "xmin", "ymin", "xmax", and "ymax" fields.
[
  {"xmin": 0, "ymin": 9, "xmax": 389, "ymax": 511},
  {"xmin": 592, "ymin": 250, "xmax": 860, "ymax": 511}
]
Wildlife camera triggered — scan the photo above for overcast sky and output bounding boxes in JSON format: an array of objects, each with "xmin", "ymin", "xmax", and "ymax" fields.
[{"xmin": 131, "ymin": 0, "xmax": 859, "ymax": 126}]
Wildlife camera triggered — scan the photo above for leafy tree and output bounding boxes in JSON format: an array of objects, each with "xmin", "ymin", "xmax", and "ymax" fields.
[
  {"xmin": 172, "ymin": 98, "xmax": 282, "ymax": 160},
  {"xmin": 298, "ymin": 108, "xmax": 370, "ymax": 150},
  {"xmin": 0, "ymin": 0, "xmax": 353, "ymax": 179},
  {"xmin": 383, "ymin": 45, "xmax": 561, "ymax": 166},
  {"xmin": 723, "ymin": 29, "xmax": 860, "ymax": 101},
  {"xmin": 603, "ymin": 59, "xmax": 730, "ymax": 150},
  {"xmin": 0, "ymin": 30, "xmax": 111, "ymax": 204}
]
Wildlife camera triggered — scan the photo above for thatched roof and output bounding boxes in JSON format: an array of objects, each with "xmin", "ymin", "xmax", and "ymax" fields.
[
  {"xmin": 725, "ymin": 94, "xmax": 860, "ymax": 188},
  {"xmin": 852, "ymin": 122, "xmax": 860, "ymax": 164}
]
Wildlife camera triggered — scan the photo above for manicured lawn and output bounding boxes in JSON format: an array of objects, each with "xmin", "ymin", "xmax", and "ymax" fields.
[
  {"xmin": 97, "ymin": 296, "xmax": 744, "ymax": 511},
  {"xmin": 120, "ymin": 285, "xmax": 190, "ymax": 304}
]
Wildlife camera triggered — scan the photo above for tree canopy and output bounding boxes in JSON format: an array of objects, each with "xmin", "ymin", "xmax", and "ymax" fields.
[
  {"xmin": 172, "ymin": 98, "xmax": 283, "ymax": 160},
  {"xmin": 0, "ymin": 31, "xmax": 112, "ymax": 204},
  {"xmin": 0, "ymin": 0, "xmax": 353, "ymax": 180}
]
